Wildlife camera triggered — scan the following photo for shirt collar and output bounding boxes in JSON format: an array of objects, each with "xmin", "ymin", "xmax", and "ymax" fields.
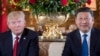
[
  {"xmin": 12, "ymin": 32, "xmax": 22, "ymax": 40},
  {"xmin": 79, "ymin": 29, "xmax": 91, "ymax": 37}
]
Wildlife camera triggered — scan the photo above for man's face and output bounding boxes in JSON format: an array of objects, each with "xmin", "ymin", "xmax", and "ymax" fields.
[
  {"xmin": 7, "ymin": 18, "xmax": 26, "ymax": 35},
  {"xmin": 75, "ymin": 12, "xmax": 94, "ymax": 33}
]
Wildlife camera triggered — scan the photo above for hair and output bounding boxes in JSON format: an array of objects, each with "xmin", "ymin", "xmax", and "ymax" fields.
[
  {"xmin": 7, "ymin": 11, "xmax": 25, "ymax": 22},
  {"xmin": 75, "ymin": 7, "xmax": 94, "ymax": 17}
]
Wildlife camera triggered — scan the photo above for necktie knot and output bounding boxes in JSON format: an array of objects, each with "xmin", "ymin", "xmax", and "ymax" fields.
[
  {"xmin": 83, "ymin": 34, "xmax": 88, "ymax": 38},
  {"xmin": 16, "ymin": 35, "xmax": 19, "ymax": 40}
]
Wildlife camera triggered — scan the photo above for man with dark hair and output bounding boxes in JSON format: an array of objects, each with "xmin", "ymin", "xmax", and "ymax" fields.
[
  {"xmin": 62, "ymin": 7, "xmax": 100, "ymax": 56},
  {"xmin": 75, "ymin": 7, "xmax": 94, "ymax": 17}
]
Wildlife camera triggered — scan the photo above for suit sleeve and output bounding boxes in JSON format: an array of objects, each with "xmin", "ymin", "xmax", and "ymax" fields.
[
  {"xmin": 0, "ymin": 33, "xmax": 2, "ymax": 56},
  {"xmin": 28, "ymin": 33, "xmax": 39, "ymax": 56},
  {"xmin": 62, "ymin": 34, "xmax": 72, "ymax": 56},
  {"xmin": 0, "ymin": 43, "xmax": 2, "ymax": 56}
]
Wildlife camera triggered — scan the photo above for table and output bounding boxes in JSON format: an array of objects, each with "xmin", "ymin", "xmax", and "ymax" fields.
[{"xmin": 39, "ymin": 41, "xmax": 65, "ymax": 56}]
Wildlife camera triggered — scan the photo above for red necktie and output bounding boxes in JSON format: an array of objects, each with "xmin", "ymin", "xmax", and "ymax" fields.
[{"xmin": 13, "ymin": 36, "xmax": 19, "ymax": 56}]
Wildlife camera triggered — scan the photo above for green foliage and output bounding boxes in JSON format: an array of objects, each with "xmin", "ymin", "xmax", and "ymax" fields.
[{"xmin": 10, "ymin": 0, "xmax": 87, "ymax": 15}]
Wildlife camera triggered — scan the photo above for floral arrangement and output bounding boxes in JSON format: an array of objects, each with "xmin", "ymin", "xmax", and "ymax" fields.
[{"xmin": 9, "ymin": 0, "xmax": 91, "ymax": 15}]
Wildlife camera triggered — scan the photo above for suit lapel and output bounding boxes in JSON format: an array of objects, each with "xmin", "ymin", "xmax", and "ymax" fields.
[
  {"xmin": 4, "ymin": 31, "xmax": 13, "ymax": 56},
  {"xmin": 17, "ymin": 29, "xmax": 29, "ymax": 56},
  {"xmin": 90, "ymin": 29, "xmax": 98, "ymax": 55},
  {"xmin": 17, "ymin": 36, "xmax": 28, "ymax": 56},
  {"xmin": 75, "ymin": 30, "xmax": 82, "ymax": 55}
]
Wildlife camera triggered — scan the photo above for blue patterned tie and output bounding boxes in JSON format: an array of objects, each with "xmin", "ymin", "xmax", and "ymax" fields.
[{"xmin": 82, "ymin": 34, "xmax": 88, "ymax": 56}]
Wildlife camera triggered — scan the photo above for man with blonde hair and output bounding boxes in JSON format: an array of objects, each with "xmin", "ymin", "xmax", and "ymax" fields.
[{"xmin": 0, "ymin": 11, "xmax": 39, "ymax": 56}]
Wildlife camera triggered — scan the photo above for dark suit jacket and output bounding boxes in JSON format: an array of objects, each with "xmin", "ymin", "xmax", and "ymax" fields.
[
  {"xmin": 0, "ymin": 28, "xmax": 39, "ymax": 56},
  {"xmin": 0, "ymin": 34, "xmax": 2, "ymax": 56},
  {"xmin": 62, "ymin": 28, "xmax": 100, "ymax": 56}
]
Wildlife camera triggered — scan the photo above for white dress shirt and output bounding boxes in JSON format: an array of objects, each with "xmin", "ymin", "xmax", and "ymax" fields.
[
  {"xmin": 12, "ymin": 33, "xmax": 22, "ymax": 48},
  {"xmin": 79, "ymin": 30, "xmax": 91, "ymax": 56}
]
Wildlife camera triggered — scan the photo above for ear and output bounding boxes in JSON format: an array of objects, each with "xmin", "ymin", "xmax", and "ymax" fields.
[
  {"xmin": 92, "ymin": 17, "xmax": 94, "ymax": 24},
  {"xmin": 24, "ymin": 20, "xmax": 26, "ymax": 26},
  {"xmin": 24, "ymin": 21, "xmax": 26, "ymax": 24},
  {"xmin": 75, "ymin": 18, "xmax": 77, "ymax": 24}
]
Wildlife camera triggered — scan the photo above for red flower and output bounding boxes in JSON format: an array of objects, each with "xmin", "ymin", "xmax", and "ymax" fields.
[
  {"xmin": 74, "ymin": 0, "xmax": 79, "ymax": 3},
  {"xmin": 83, "ymin": 4, "xmax": 86, "ymax": 7},
  {"xmin": 87, "ymin": 0, "xmax": 91, "ymax": 5},
  {"xmin": 14, "ymin": 0, "xmax": 19, "ymax": 3},
  {"xmin": 29, "ymin": 0, "xmax": 35, "ymax": 4},
  {"xmin": 10, "ymin": 4, "xmax": 16, "ymax": 9},
  {"xmin": 61, "ymin": 0, "xmax": 67, "ymax": 6}
]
